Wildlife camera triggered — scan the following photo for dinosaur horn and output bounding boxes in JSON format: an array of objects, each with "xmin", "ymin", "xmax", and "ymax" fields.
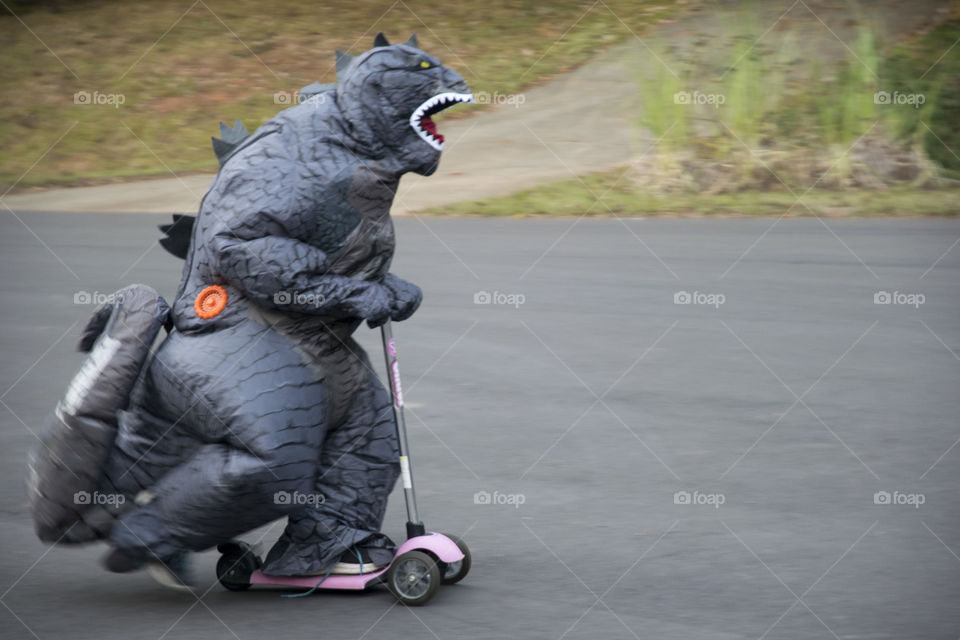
[
  {"xmin": 406, "ymin": 33, "xmax": 418, "ymax": 48},
  {"xmin": 335, "ymin": 50, "xmax": 354, "ymax": 76},
  {"xmin": 374, "ymin": 32, "xmax": 390, "ymax": 47}
]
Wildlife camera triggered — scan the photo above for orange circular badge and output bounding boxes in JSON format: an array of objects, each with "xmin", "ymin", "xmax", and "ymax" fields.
[{"xmin": 194, "ymin": 285, "xmax": 228, "ymax": 319}]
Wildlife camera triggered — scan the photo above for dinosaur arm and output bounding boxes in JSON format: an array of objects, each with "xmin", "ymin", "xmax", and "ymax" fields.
[
  {"xmin": 211, "ymin": 230, "xmax": 392, "ymax": 321},
  {"xmin": 199, "ymin": 153, "xmax": 394, "ymax": 321}
]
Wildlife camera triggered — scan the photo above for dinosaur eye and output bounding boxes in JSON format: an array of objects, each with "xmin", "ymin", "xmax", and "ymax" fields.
[{"xmin": 419, "ymin": 61, "xmax": 431, "ymax": 69}]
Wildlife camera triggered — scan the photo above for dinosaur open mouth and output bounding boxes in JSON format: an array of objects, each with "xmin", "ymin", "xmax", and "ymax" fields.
[{"xmin": 410, "ymin": 92, "xmax": 473, "ymax": 151}]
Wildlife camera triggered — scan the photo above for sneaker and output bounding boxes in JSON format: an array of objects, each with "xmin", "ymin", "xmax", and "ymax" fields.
[
  {"xmin": 147, "ymin": 553, "xmax": 195, "ymax": 592},
  {"xmin": 331, "ymin": 546, "xmax": 382, "ymax": 575}
]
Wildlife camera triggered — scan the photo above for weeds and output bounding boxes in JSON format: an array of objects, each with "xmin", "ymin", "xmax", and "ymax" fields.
[{"xmin": 634, "ymin": 8, "xmax": 959, "ymax": 192}]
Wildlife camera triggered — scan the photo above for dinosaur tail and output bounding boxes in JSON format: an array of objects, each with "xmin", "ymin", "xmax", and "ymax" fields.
[{"xmin": 27, "ymin": 284, "xmax": 171, "ymax": 544}]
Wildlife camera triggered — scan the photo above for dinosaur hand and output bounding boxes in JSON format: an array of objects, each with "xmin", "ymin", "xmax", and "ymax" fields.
[
  {"xmin": 383, "ymin": 273, "xmax": 423, "ymax": 323},
  {"xmin": 359, "ymin": 283, "xmax": 394, "ymax": 328}
]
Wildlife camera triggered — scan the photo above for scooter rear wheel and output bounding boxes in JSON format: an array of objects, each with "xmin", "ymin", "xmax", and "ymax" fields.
[
  {"xmin": 387, "ymin": 550, "xmax": 440, "ymax": 606},
  {"xmin": 216, "ymin": 541, "xmax": 260, "ymax": 591},
  {"xmin": 440, "ymin": 534, "xmax": 471, "ymax": 585}
]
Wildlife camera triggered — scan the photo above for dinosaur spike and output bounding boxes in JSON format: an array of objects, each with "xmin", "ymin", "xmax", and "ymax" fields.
[
  {"xmin": 211, "ymin": 137, "xmax": 234, "ymax": 165},
  {"xmin": 158, "ymin": 214, "xmax": 196, "ymax": 260},
  {"xmin": 335, "ymin": 50, "xmax": 354, "ymax": 76},
  {"xmin": 211, "ymin": 119, "xmax": 250, "ymax": 165},
  {"xmin": 374, "ymin": 32, "xmax": 390, "ymax": 47},
  {"xmin": 228, "ymin": 120, "xmax": 249, "ymax": 143},
  {"xmin": 216, "ymin": 120, "xmax": 249, "ymax": 145},
  {"xmin": 300, "ymin": 81, "xmax": 336, "ymax": 101},
  {"xmin": 406, "ymin": 33, "xmax": 418, "ymax": 48}
]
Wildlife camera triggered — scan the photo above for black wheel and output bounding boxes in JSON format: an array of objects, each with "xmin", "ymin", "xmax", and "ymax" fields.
[
  {"xmin": 387, "ymin": 550, "xmax": 440, "ymax": 606},
  {"xmin": 216, "ymin": 541, "xmax": 261, "ymax": 591},
  {"xmin": 440, "ymin": 534, "xmax": 471, "ymax": 585}
]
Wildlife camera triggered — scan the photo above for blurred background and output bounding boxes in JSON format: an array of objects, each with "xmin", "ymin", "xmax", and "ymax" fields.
[{"xmin": 1, "ymin": 0, "xmax": 958, "ymax": 215}]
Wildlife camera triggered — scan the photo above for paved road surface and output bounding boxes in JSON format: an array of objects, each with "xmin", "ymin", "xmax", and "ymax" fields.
[{"xmin": 1, "ymin": 213, "xmax": 958, "ymax": 639}]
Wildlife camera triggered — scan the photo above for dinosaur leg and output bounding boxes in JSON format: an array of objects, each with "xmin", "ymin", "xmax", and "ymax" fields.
[
  {"xmin": 106, "ymin": 322, "xmax": 328, "ymax": 561},
  {"xmin": 261, "ymin": 356, "xmax": 400, "ymax": 576},
  {"xmin": 99, "ymin": 353, "xmax": 204, "ymax": 503}
]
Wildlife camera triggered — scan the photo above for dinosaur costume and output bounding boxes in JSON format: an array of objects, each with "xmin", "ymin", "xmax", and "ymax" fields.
[{"xmin": 27, "ymin": 33, "xmax": 472, "ymax": 576}]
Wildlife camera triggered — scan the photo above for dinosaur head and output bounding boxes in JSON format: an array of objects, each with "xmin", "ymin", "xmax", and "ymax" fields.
[{"xmin": 334, "ymin": 33, "xmax": 472, "ymax": 176}]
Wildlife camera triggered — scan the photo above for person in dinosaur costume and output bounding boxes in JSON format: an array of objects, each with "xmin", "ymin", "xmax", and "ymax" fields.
[{"xmin": 27, "ymin": 33, "xmax": 472, "ymax": 588}]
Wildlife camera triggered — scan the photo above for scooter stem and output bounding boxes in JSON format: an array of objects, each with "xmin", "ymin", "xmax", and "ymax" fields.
[{"xmin": 380, "ymin": 321, "xmax": 426, "ymax": 539}]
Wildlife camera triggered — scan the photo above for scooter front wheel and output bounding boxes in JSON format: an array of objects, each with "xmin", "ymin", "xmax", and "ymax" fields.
[
  {"xmin": 387, "ymin": 550, "xmax": 440, "ymax": 606},
  {"xmin": 440, "ymin": 534, "xmax": 471, "ymax": 585}
]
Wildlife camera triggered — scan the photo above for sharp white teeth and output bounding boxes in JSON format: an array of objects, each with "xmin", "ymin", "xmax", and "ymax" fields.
[{"xmin": 408, "ymin": 92, "xmax": 474, "ymax": 151}]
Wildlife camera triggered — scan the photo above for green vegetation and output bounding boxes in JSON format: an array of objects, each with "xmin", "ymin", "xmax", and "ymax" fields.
[
  {"xmin": 449, "ymin": 7, "xmax": 960, "ymax": 221},
  {"xmin": 0, "ymin": 0, "xmax": 681, "ymax": 188},
  {"xmin": 882, "ymin": 16, "xmax": 960, "ymax": 172},
  {"xmin": 636, "ymin": 7, "xmax": 960, "ymax": 192}
]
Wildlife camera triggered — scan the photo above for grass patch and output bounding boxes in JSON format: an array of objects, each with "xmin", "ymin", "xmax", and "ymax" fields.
[
  {"xmin": 636, "ymin": 5, "xmax": 960, "ymax": 191},
  {"xmin": 420, "ymin": 168, "xmax": 960, "ymax": 217},
  {"xmin": 882, "ymin": 15, "xmax": 960, "ymax": 172},
  {"xmin": 0, "ymin": 0, "xmax": 682, "ymax": 189}
]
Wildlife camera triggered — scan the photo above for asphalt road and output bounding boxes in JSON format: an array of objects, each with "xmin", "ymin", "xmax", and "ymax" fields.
[{"xmin": 1, "ymin": 212, "xmax": 958, "ymax": 640}]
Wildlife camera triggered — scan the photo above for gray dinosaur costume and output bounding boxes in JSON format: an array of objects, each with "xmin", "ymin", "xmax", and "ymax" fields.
[{"xmin": 27, "ymin": 33, "xmax": 471, "ymax": 575}]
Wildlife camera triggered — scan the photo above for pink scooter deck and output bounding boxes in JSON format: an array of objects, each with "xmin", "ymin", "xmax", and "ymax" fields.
[{"xmin": 248, "ymin": 532, "xmax": 464, "ymax": 590}]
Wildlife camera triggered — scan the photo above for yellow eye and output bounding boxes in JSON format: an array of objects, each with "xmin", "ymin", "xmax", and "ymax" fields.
[{"xmin": 419, "ymin": 61, "xmax": 431, "ymax": 69}]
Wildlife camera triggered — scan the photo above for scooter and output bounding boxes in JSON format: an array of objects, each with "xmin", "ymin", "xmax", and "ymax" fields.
[{"xmin": 214, "ymin": 320, "xmax": 471, "ymax": 606}]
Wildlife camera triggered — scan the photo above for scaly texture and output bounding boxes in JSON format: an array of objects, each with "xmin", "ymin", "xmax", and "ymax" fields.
[{"xmin": 33, "ymin": 34, "xmax": 471, "ymax": 576}]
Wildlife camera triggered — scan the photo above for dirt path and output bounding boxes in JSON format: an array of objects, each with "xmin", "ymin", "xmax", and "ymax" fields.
[
  {"xmin": 2, "ymin": 38, "xmax": 641, "ymax": 215},
  {"xmin": 2, "ymin": 0, "xmax": 946, "ymax": 214}
]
